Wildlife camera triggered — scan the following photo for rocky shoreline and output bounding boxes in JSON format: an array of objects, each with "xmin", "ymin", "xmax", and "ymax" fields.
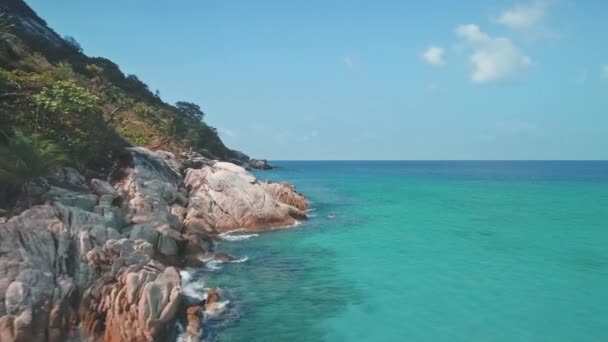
[{"xmin": 0, "ymin": 147, "xmax": 308, "ymax": 342}]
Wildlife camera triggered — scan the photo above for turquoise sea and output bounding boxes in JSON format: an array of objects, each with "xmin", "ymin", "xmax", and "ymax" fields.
[{"xmin": 186, "ymin": 161, "xmax": 608, "ymax": 342}]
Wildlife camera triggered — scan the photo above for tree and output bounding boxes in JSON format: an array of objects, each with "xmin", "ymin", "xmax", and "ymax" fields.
[
  {"xmin": 175, "ymin": 101, "xmax": 205, "ymax": 121},
  {"xmin": 85, "ymin": 63, "xmax": 106, "ymax": 94},
  {"xmin": 102, "ymin": 84, "xmax": 133, "ymax": 125},
  {"xmin": 33, "ymin": 80, "xmax": 102, "ymax": 156},
  {"xmin": 0, "ymin": 129, "xmax": 68, "ymax": 206},
  {"xmin": 34, "ymin": 80, "xmax": 99, "ymax": 117},
  {"xmin": 63, "ymin": 35, "xmax": 82, "ymax": 53}
]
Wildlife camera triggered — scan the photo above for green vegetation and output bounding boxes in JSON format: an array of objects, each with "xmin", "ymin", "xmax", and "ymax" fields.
[
  {"xmin": 175, "ymin": 101, "xmax": 205, "ymax": 121},
  {"xmin": 0, "ymin": 12, "xmax": 13, "ymax": 39},
  {"xmin": 0, "ymin": 1, "xmax": 247, "ymax": 190},
  {"xmin": 0, "ymin": 129, "xmax": 68, "ymax": 185}
]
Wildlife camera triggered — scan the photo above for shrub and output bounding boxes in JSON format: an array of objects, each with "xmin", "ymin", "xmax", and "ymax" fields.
[{"xmin": 0, "ymin": 129, "xmax": 68, "ymax": 206}]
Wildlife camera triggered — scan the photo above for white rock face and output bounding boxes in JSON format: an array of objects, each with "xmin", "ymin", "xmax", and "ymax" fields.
[{"xmin": 183, "ymin": 163, "xmax": 308, "ymax": 233}]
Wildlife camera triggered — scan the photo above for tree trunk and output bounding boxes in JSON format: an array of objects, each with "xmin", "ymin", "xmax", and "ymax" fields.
[{"xmin": 105, "ymin": 105, "xmax": 122, "ymax": 125}]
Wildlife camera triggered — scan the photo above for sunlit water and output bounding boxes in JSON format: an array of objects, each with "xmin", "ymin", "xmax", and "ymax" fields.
[{"xmin": 182, "ymin": 161, "xmax": 608, "ymax": 342}]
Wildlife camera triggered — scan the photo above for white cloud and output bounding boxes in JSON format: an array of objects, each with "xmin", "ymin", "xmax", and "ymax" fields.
[
  {"xmin": 497, "ymin": 1, "xmax": 548, "ymax": 31},
  {"xmin": 603, "ymin": 65, "xmax": 608, "ymax": 79},
  {"xmin": 456, "ymin": 24, "xmax": 490, "ymax": 44},
  {"xmin": 422, "ymin": 46, "xmax": 446, "ymax": 67},
  {"xmin": 456, "ymin": 24, "xmax": 532, "ymax": 83}
]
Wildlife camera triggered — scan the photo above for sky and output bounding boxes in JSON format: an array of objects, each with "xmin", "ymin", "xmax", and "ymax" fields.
[{"xmin": 27, "ymin": 0, "xmax": 608, "ymax": 160}]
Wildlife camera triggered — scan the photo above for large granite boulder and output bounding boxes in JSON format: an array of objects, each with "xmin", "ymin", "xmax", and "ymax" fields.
[
  {"xmin": 246, "ymin": 158, "xmax": 274, "ymax": 170},
  {"xmin": 81, "ymin": 239, "xmax": 181, "ymax": 342},
  {"xmin": 114, "ymin": 148, "xmax": 185, "ymax": 262},
  {"xmin": 0, "ymin": 204, "xmax": 121, "ymax": 342},
  {"xmin": 0, "ymin": 205, "xmax": 76, "ymax": 342},
  {"xmin": 260, "ymin": 181, "xmax": 309, "ymax": 211},
  {"xmin": 183, "ymin": 162, "xmax": 307, "ymax": 233}
]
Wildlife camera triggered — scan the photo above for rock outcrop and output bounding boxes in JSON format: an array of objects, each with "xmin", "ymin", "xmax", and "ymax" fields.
[
  {"xmin": 0, "ymin": 146, "xmax": 308, "ymax": 341},
  {"xmin": 183, "ymin": 162, "xmax": 308, "ymax": 233},
  {"xmin": 184, "ymin": 305, "xmax": 202, "ymax": 341},
  {"xmin": 260, "ymin": 181, "xmax": 309, "ymax": 212},
  {"xmin": 245, "ymin": 159, "xmax": 275, "ymax": 170},
  {"xmin": 113, "ymin": 148, "xmax": 185, "ymax": 265},
  {"xmin": 0, "ymin": 205, "xmax": 80, "ymax": 342},
  {"xmin": 81, "ymin": 239, "xmax": 181, "ymax": 342}
]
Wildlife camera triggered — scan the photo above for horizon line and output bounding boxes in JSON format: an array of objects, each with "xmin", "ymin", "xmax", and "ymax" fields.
[{"xmin": 265, "ymin": 159, "xmax": 608, "ymax": 162}]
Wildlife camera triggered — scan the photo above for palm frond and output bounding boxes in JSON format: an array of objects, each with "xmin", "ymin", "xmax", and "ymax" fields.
[{"xmin": 0, "ymin": 129, "xmax": 69, "ymax": 185}]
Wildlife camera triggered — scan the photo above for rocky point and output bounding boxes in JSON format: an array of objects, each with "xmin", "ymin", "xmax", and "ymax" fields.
[{"xmin": 0, "ymin": 147, "xmax": 307, "ymax": 342}]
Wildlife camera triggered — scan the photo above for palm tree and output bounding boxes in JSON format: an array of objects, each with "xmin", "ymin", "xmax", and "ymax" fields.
[{"xmin": 0, "ymin": 129, "xmax": 69, "ymax": 207}]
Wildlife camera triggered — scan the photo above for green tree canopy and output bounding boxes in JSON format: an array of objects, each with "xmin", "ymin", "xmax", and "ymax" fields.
[
  {"xmin": 63, "ymin": 35, "xmax": 82, "ymax": 53},
  {"xmin": 34, "ymin": 80, "xmax": 99, "ymax": 115},
  {"xmin": 175, "ymin": 101, "xmax": 205, "ymax": 121}
]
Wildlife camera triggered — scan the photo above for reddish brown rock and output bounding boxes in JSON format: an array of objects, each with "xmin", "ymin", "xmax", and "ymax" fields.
[
  {"xmin": 185, "ymin": 306, "xmax": 202, "ymax": 341},
  {"xmin": 183, "ymin": 162, "xmax": 307, "ymax": 234},
  {"xmin": 205, "ymin": 288, "xmax": 221, "ymax": 307},
  {"xmin": 260, "ymin": 181, "xmax": 309, "ymax": 211},
  {"xmin": 81, "ymin": 239, "xmax": 181, "ymax": 342}
]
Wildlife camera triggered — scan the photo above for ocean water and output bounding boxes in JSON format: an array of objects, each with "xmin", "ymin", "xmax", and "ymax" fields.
[{"xmin": 186, "ymin": 161, "xmax": 608, "ymax": 342}]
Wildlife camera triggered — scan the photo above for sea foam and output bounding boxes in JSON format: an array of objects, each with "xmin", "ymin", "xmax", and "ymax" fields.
[{"xmin": 219, "ymin": 228, "xmax": 259, "ymax": 241}]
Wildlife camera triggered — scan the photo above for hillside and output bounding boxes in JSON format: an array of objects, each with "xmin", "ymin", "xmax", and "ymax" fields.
[{"xmin": 0, "ymin": 0, "xmax": 249, "ymax": 176}]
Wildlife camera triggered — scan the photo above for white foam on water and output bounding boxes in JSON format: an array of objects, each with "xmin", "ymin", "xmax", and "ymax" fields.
[
  {"xmin": 219, "ymin": 228, "xmax": 246, "ymax": 235},
  {"xmin": 229, "ymin": 256, "xmax": 248, "ymax": 263},
  {"xmin": 181, "ymin": 270, "xmax": 207, "ymax": 301},
  {"xmin": 205, "ymin": 300, "xmax": 230, "ymax": 318},
  {"xmin": 218, "ymin": 228, "xmax": 259, "ymax": 241},
  {"xmin": 205, "ymin": 260, "xmax": 222, "ymax": 271},
  {"xmin": 180, "ymin": 270, "xmax": 193, "ymax": 284},
  {"xmin": 220, "ymin": 233, "xmax": 259, "ymax": 241}
]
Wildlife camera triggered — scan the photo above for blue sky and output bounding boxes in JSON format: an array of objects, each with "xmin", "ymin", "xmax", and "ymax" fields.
[{"xmin": 28, "ymin": 0, "xmax": 608, "ymax": 160}]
